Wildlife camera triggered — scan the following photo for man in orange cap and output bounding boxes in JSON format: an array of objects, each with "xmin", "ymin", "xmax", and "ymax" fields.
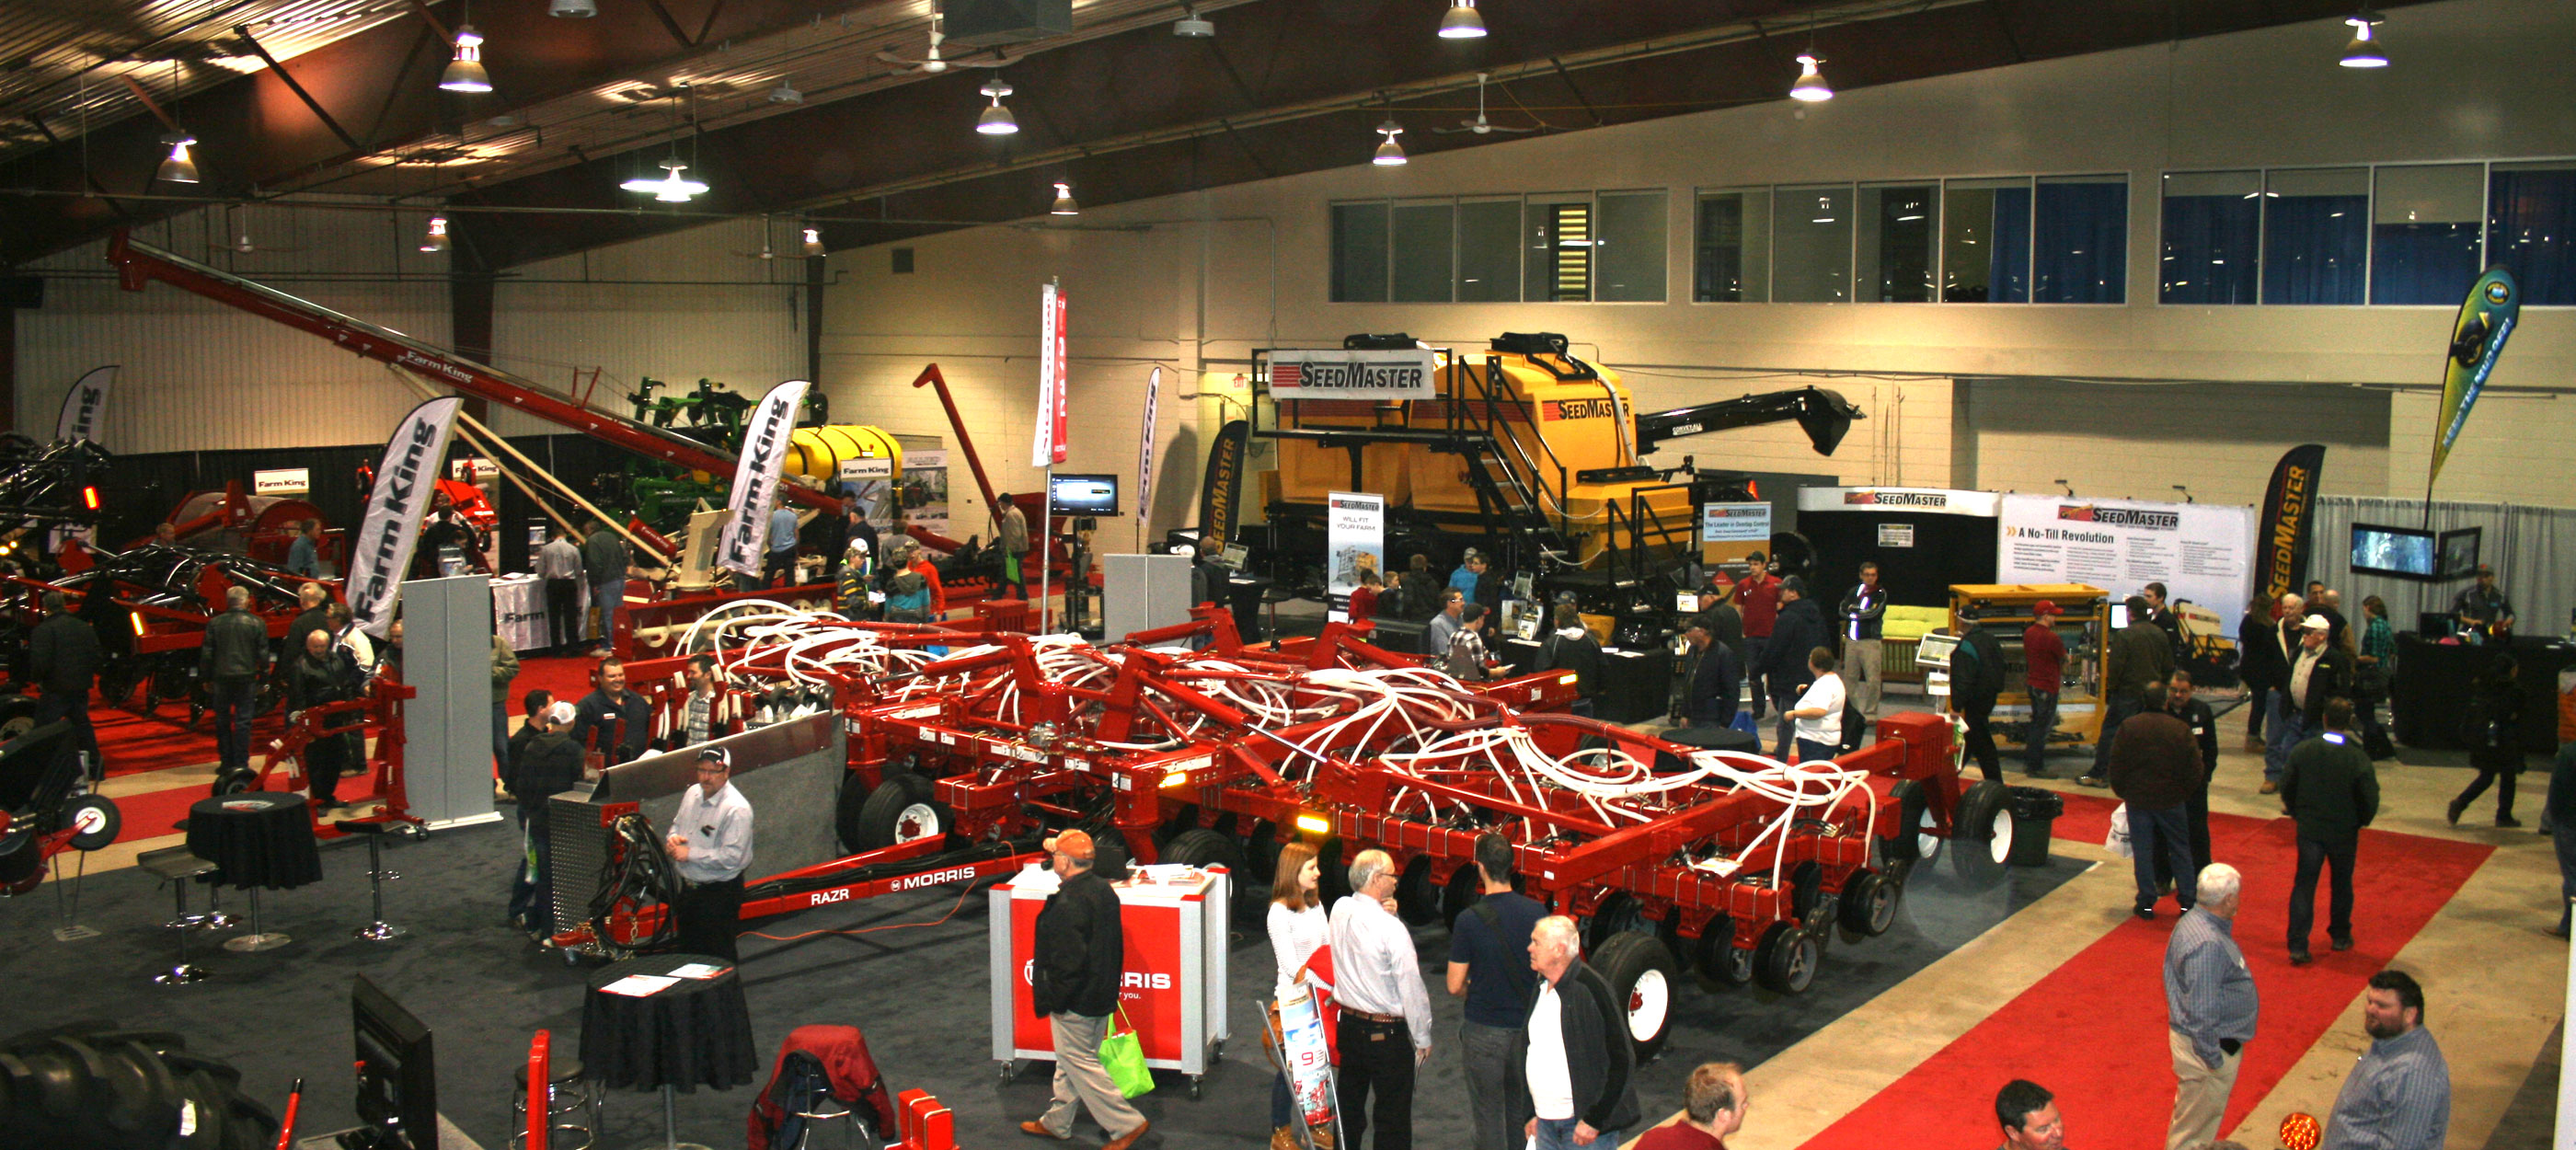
[{"xmin": 1022, "ymin": 830, "xmax": 1150, "ymax": 1150}]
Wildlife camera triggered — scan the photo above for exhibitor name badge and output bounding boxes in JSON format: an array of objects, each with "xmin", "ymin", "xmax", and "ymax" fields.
[{"xmin": 1269, "ymin": 350, "xmax": 1438, "ymax": 401}]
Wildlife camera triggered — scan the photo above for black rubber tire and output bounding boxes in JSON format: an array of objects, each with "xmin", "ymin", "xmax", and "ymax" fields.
[
  {"xmin": 1787, "ymin": 862, "xmax": 1824, "ymax": 921},
  {"xmin": 1583, "ymin": 891, "xmax": 1643, "ymax": 954},
  {"xmin": 852, "ymin": 773, "xmax": 952, "ymax": 852},
  {"xmin": 1950, "ymin": 778, "xmax": 2014, "ymax": 884},
  {"xmin": 1394, "ymin": 856, "xmax": 1442, "ymax": 926},
  {"xmin": 1091, "ymin": 832, "xmax": 1133, "ymax": 881},
  {"xmin": 1316, "ymin": 837, "xmax": 1353, "ymax": 908},
  {"xmin": 1837, "ymin": 870, "xmax": 1898, "ymax": 937},
  {"xmin": 1440, "ymin": 863, "xmax": 1481, "ymax": 930},
  {"xmin": 1161, "ymin": 828, "xmax": 1256, "ymax": 921},
  {"xmin": 1755, "ymin": 923, "xmax": 1820, "ymax": 995},
  {"xmin": 834, "ymin": 770, "xmax": 872, "ymax": 855},
  {"xmin": 1883, "ymin": 779, "xmax": 1928, "ymax": 863},
  {"xmin": 63, "ymin": 795, "xmax": 120, "ymax": 851},
  {"xmin": 1592, "ymin": 930, "xmax": 1682, "ymax": 1063},
  {"xmin": 211, "ymin": 768, "xmax": 257, "ymax": 797},
  {"xmin": 1693, "ymin": 915, "xmax": 1753, "ymax": 991},
  {"xmin": 0, "ymin": 1029, "xmax": 281, "ymax": 1150},
  {"xmin": 0, "ymin": 693, "xmax": 40, "ymax": 744}
]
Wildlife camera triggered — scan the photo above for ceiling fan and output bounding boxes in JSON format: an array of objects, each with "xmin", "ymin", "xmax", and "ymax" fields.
[
  {"xmin": 875, "ymin": 5, "xmax": 1016, "ymax": 74},
  {"xmin": 1432, "ymin": 73, "xmax": 1538, "ymax": 135}
]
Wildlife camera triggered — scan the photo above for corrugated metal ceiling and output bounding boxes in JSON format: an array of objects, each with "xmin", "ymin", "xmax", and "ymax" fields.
[{"xmin": 0, "ymin": 0, "xmax": 418, "ymax": 160}]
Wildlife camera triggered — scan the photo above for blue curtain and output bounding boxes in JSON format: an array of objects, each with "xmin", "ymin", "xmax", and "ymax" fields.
[
  {"xmin": 2488, "ymin": 168, "xmax": 2576, "ymax": 305},
  {"xmin": 2263, "ymin": 194, "xmax": 2368, "ymax": 305},
  {"xmin": 1988, "ymin": 187, "xmax": 2031, "ymax": 304},
  {"xmin": 2034, "ymin": 181, "xmax": 2127, "ymax": 304},
  {"xmin": 2159, "ymin": 195, "xmax": 2260, "ymax": 305},
  {"xmin": 2371, "ymin": 223, "xmax": 2481, "ymax": 305}
]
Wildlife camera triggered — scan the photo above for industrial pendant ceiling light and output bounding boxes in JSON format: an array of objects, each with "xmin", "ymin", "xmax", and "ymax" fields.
[
  {"xmin": 152, "ymin": 64, "xmax": 199, "ymax": 184},
  {"xmin": 2340, "ymin": 9, "xmax": 2388, "ymax": 67},
  {"xmin": 1051, "ymin": 182, "xmax": 1080, "ymax": 215},
  {"xmin": 440, "ymin": 24, "xmax": 492, "ymax": 92},
  {"xmin": 155, "ymin": 132, "xmax": 200, "ymax": 184},
  {"xmin": 420, "ymin": 215, "xmax": 450, "ymax": 252},
  {"xmin": 803, "ymin": 226, "xmax": 826, "ymax": 257},
  {"xmin": 1173, "ymin": 3, "xmax": 1213, "ymax": 37},
  {"xmin": 976, "ymin": 78, "xmax": 1019, "ymax": 134},
  {"xmin": 549, "ymin": 0, "xmax": 595, "ymax": 16},
  {"xmin": 1438, "ymin": 0, "xmax": 1487, "ymax": 40},
  {"xmin": 620, "ymin": 158, "xmax": 708, "ymax": 201},
  {"xmin": 1789, "ymin": 52, "xmax": 1834, "ymax": 101},
  {"xmin": 1372, "ymin": 120, "xmax": 1408, "ymax": 166}
]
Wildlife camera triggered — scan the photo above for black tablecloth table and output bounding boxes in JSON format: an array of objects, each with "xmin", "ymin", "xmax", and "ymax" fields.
[
  {"xmin": 2391, "ymin": 634, "xmax": 2573, "ymax": 753},
  {"xmin": 185, "ymin": 793, "xmax": 322, "ymax": 891},
  {"xmin": 581, "ymin": 952, "xmax": 758, "ymax": 1094}
]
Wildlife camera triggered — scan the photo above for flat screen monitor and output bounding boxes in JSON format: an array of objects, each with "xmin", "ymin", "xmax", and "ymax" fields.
[
  {"xmin": 1048, "ymin": 474, "xmax": 1119, "ymax": 517},
  {"xmin": 2351, "ymin": 523, "xmax": 2437, "ymax": 580},
  {"xmin": 351, "ymin": 973, "xmax": 437, "ymax": 1148},
  {"xmin": 2109, "ymin": 604, "xmax": 2130, "ymax": 629},
  {"xmin": 2435, "ymin": 527, "xmax": 2482, "ymax": 580}
]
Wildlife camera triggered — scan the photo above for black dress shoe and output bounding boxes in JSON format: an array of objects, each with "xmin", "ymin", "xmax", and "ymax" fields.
[
  {"xmin": 2289, "ymin": 950, "xmax": 2313, "ymax": 966},
  {"xmin": 2134, "ymin": 906, "xmax": 2156, "ymax": 921},
  {"xmin": 2330, "ymin": 936, "xmax": 2353, "ymax": 952}
]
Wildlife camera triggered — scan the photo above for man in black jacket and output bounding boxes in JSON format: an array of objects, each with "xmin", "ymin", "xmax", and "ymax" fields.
[
  {"xmin": 1535, "ymin": 604, "xmax": 1605, "ymax": 716},
  {"xmin": 1681, "ymin": 615, "xmax": 1739, "ymax": 730},
  {"xmin": 572, "ymin": 658, "xmax": 653, "ymax": 767},
  {"xmin": 283, "ymin": 627, "xmax": 360, "ymax": 810},
  {"xmin": 201, "ymin": 586, "xmax": 270, "ymax": 788},
  {"xmin": 509, "ymin": 700, "xmax": 587, "ymax": 939},
  {"xmin": 2165, "ymin": 672, "xmax": 2222, "ymax": 876},
  {"xmin": 2280, "ymin": 697, "xmax": 2378, "ymax": 964},
  {"xmin": 28, "ymin": 591, "xmax": 101, "ymax": 777},
  {"xmin": 1521, "ymin": 915, "xmax": 1641, "ymax": 1149},
  {"xmin": 1020, "ymin": 830, "xmax": 1148, "ymax": 1149},
  {"xmin": 1758, "ymin": 578, "xmax": 1828, "ymax": 760}
]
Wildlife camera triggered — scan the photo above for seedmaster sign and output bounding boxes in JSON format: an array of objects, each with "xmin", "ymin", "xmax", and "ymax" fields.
[{"xmin": 1268, "ymin": 350, "xmax": 1439, "ymax": 401}]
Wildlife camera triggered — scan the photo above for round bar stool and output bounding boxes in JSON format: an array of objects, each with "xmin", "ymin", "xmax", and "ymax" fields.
[{"xmin": 511, "ymin": 1055, "xmax": 600, "ymax": 1150}]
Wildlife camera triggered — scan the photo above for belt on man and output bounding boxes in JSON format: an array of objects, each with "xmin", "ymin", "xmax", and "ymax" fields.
[{"xmin": 1343, "ymin": 1009, "xmax": 1406, "ymax": 1025}]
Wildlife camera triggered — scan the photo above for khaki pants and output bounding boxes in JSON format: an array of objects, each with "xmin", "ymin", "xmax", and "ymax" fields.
[
  {"xmin": 1040, "ymin": 1011, "xmax": 1145, "ymax": 1141},
  {"xmin": 1847, "ymin": 638, "xmax": 1882, "ymax": 720},
  {"xmin": 2168, "ymin": 1028, "xmax": 2241, "ymax": 1150}
]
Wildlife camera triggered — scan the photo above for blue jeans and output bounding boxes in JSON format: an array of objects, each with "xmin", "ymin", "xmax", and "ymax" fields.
[
  {"xmin": 2129, "ymin": 804, "xmax": 2194, "ymax": 913},
  {"xmin": 1534, "ymin": 1116, "xmax": 1626, "ymax": 1150},
  {"xmin": 1795, "ymin": 738, "xmax": 1838, "ymax": 764},
  {"xmin": 2025, "ymin": 690, "xmax": 2059, "ymax": 773},
  {"xmin": 2264, "ymin": 698, "xmax": 2306, "ymax": 782},
  {"xmin": 591, "ymin": 578, "xmax": 627, "ymax": 642},
  {"xmin": 1459, "ymin": 1021, "xmax": 1530, "ymax": 1150}
]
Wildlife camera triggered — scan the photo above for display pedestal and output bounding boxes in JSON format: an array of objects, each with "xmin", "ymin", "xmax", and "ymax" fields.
[
  {"xmin": 404, "ymin": 574, "xmax": 500, "ymax": 830},
  {"xmin": 989, "ymin": 863, "xmax": 1229, "ymax": 1095}
]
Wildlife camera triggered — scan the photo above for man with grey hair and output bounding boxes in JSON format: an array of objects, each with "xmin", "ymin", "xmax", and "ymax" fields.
[
  {"xmin": 1523, "ymin": 914, "xmax": 1640, "ymax": 1149},
  {"xmin": 201, "ymin": 584, "xmax": 270, "ymax": 788},
  {"xmin": 1329, "ymin": 848, "xmax": 1433, "ymax": 1149},
  {"xmin": 2164, "ymin": 863, "xmax": 2258, "ymax": 1150}
]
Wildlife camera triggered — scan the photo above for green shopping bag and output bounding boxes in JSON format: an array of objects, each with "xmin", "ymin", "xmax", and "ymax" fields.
[{"xmin": 1100, "ymin": 1006, "xmax": 1155, "ymax": 1098}]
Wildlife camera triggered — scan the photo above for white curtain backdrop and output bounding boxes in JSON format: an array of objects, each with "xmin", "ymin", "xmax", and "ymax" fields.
[{"xmin": 2311, "ymin": 496, "xmax": 2573, "ymax": 638}]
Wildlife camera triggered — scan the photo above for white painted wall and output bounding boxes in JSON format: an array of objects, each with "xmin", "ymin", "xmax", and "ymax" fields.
[
  {"xmin": 15, "ymin": 200, "xmax": 450, "ymax": 454},
  {"xmin": 10, "ymin": 203, "xmax": 808, "ymax": 452},
  {"xmin": 819, "ymin": 0, "xmax": 2576, "ymax": 537}
]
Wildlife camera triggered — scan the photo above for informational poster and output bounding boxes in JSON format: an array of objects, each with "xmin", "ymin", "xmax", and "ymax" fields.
[
  {"xmin": 1325, "ymin": 491, "xmax": 1385, "ymax": 619},
  {"xmin": 901, "ymin": 449, "xmax": 950, "ymax": 535},
  {"xmin": 1878, "ymin": 523, "xmax": 1916, "ymax": 547},
  {"xmin": 1997, "ymin": 494, "xmax": 2254, "ymax": 614},
  {"xmin": 1698, "ymin": 500, "xmax": 1772, "ymax": 571}
]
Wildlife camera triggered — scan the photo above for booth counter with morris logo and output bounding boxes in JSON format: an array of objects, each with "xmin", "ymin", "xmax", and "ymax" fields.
[{"xmin": 989, "ymin": 863, "xmax": 1230, "ymax": 1098}]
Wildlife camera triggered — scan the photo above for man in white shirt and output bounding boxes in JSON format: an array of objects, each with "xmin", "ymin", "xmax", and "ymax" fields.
[
  {"xmin": 536, "ymin": 528, "xmax": 586, "ymax": 652},
  {"xmin": 1521, "ymin": 915, "xmax": 1640, "ymax": 1149},
  {"xmin": 1329, "ymin": 848, "xmax": 1434, "ymax": 1150},
  {"xmin": 666, "ymin": 747, "xmax": 754, "ymax": 960},
  {"xmin": 1781, "ymin": 647, "xmax": 1846, "ymax": 762}
]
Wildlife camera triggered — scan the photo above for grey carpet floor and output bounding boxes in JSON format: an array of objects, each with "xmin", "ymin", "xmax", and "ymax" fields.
[{"xmin": 0, "ymin": 817, "xmax": 2085, "ymax": 1148}]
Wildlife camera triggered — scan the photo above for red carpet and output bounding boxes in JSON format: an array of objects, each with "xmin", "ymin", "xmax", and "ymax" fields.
[
  {"xmin": 1802, "ymin": 813, "xmax": 2492, "ymax": 1150},
  {"xmin": 95, "ymin": 705, "xmax": 228, "ymax": 778},
  {"xmin": 107, "ymin": 782, "xmax": 209, "ymax": 846},
  {"xmin": 2052, "ymin": 789, "xmax": 2122, "ymax": 845}
]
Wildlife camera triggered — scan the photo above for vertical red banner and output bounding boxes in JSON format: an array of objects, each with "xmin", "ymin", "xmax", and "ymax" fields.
[{"xmin": 1050, "ymin": 285, "xmax": 1069, "ymax": 465}]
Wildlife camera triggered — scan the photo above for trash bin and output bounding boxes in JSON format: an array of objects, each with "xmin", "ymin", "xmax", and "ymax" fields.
[{"xmin": 2006, "ymin": 787, "xmax": 2064, "ymax": 867}]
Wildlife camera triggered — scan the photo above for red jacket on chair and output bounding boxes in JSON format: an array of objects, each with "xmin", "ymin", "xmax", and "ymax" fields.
[{"xmin": 747, "ymin": 1024, "xmax": 899, "ymax": 1150}]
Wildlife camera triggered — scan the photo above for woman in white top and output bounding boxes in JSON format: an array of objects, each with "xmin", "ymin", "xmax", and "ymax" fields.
[
  {"xmin": 1267, "ymin": 841, "xmax": 1327, "ymax": 1144},
  {"xmin": 1783, "ymin": 645, "xmax": 1846, "ymax": 763}
]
